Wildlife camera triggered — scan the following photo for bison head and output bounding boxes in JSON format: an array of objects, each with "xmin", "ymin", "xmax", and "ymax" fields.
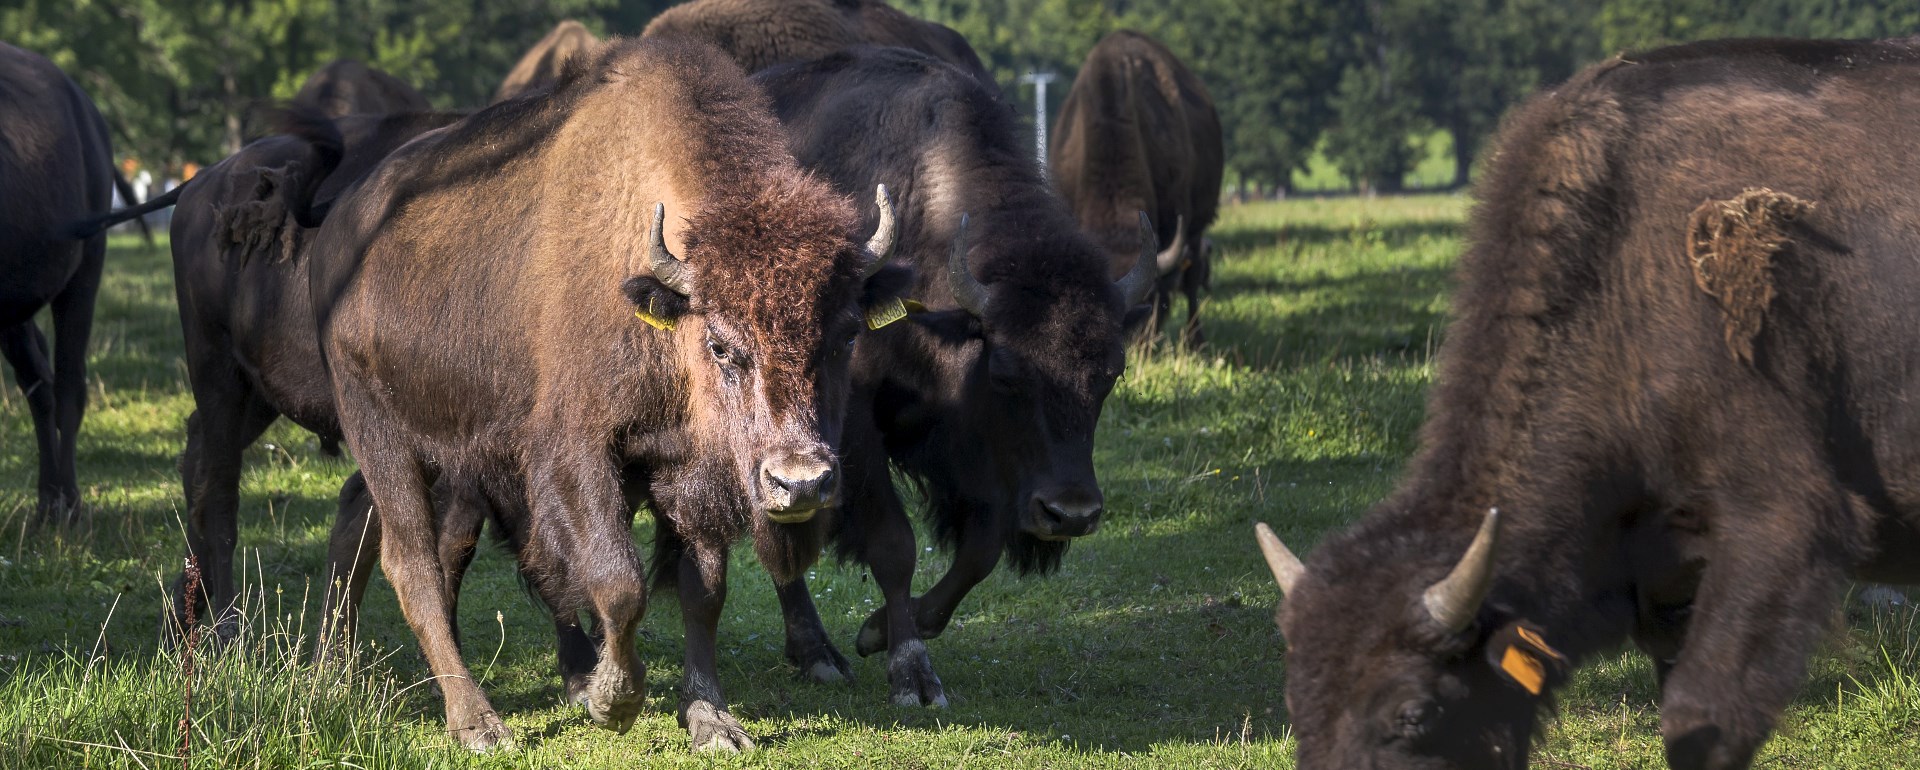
[
  {"xmin": 893, "ymin": 213, "xmax": 1161, "ymax": 566},
  {"xmin": 1255, "ymin": 511, "xmax": 1568, "ymax": 769},
  {"xmin": 623, "ymin": 186, "xmax": 906, "ymax": 524}
]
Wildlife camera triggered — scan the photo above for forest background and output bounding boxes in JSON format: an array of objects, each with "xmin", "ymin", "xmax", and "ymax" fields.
[{"xmin": 7, "ymin": 0, "xmax": 1919, "ymax": 195}]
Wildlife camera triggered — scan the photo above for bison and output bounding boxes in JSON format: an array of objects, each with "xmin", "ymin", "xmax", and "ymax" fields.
[
  {"xmin": 291, "ymin": 59, "xmax": 432, "ymax": 118},
  {"xmin": 0, "ymin": 43, "xmax": 128, "ymax": 523},
  {"xmin": 1051, "ymin": 30, "xmax": 1222, "ymax": 344},
  {"xmin": 305, "ymin": 38, "xmax": 904, "ymax": 752},
  {"xmin": 751, "ymin": 47, "xmax": 1164, "ymax": 707},
  {"xmin": 493, "ymin": 20, "xmax": 600, "ymax": 103},
  {"xmin": 1258, "ymin": 37, "xmax": 1920, "ymax": 770},
  {"xmin": 642, "ymin": 0, "xmax": 996, "ymax": 92}
]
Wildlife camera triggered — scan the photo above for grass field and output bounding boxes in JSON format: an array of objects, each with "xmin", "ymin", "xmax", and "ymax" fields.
[{"xmin": 3, "ymin": 196, "xmax": 1919, "ymax": 768}]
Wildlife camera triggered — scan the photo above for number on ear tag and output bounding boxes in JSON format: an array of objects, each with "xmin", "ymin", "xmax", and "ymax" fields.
[{"xmin": 866, "ymin": 298, "xmax": 927, "ymax": 330}]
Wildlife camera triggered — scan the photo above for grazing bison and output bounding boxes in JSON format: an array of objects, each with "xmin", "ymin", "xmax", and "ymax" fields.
[
  {"xmin": 291, "ymin": 59, "xmax": 432, "ymax": 118},
  {"xmin": 753, "ymin": 47, "xmax": 1161, "ymax": 706},
  {"xmin": 307, "ymin": 38, "xmax": 903, "ymax": 751},
  {"xmin": 493, "ymin": 20, "xmax": 600, "ymax": 103},
  {"xmin": 642, "ymin": 0, "xmax": 996, "ymax": 92},
  {"xmin": 0, "ymin": 44, "xmax": 123, "ymax": 523},
  {"xmin": 1051, "ymin": 30, "xmax": 1222, "ymax": 344},
  {"xmin": 1257, "ymin": 37, "xmax": 1920, "ymax": 770}
]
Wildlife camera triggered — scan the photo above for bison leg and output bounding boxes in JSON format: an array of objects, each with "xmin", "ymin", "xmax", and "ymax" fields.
[
  {"xmin": 1, "ymin": 323, "xmax": 63, "ymax": 520},
  {"xmin": 1178, "ymin": 257, "xmax": 1207, "ymax": 347},
  {"xmin": 348, "ymin": 433, "xmax": 510, "ymax": 752},
  {"xmin": 772, "ymin": 577, "xmax": 854, "ymax": 684},
  {"xmin": 43, "ymin": 237, "xmax": 102, "ymax": 524},
  {"xmin": 874, "ymin": 521, "xmax": 1003, "ymax": 650},
  {"xmin": 526, "ymin": 453, "xmax": 646, "ymax": 735},
  {"xmin": 675, "ymin": 538, "xmax": 754, "ymax": 752},
  {"xmin": 850, "ymin": 503, "xmax": 948, "ymax": 706},
  {"xmin": 173, "ymin": 395, "xmax": 279, "ymax": 647},
  {"xmin": 318, "ymin": 472, "xmax": 379, "ymax": 660},
  {"xmin": 1658, "ymin": 482, "xmax": 1852, "ymax": 770}
]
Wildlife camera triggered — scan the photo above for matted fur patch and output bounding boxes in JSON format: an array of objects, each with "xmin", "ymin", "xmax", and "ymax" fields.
[
  {"xmin": 213, "ymin": 163, "xmax": 303, "ymax": 266},
  {"xmin": 1685, "ymin": 188, "xmax": 1814, "ymax": 363}
]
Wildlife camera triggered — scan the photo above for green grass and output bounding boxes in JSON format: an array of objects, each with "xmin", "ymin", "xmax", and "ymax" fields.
[{"xmin": 3, "ymin": 199, "xmax": 1919, "ymax": 767}]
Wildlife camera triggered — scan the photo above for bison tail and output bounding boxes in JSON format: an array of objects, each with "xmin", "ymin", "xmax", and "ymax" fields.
[
  {"xmin": 109, "ymin": 166, "xmax": 155, "ymax": 245},
  {"xmin": 60, "ymin": 183, "xmax": 186, "ymax": 241}
]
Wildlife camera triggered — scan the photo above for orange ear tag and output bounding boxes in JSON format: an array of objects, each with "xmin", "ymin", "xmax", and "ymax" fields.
[
  {"xmin": 1500, "ymin": 646, "xmax": 1546, "ymax": 695},
  {"xmin": 635, "ymin": 297, "xmax": 676, "ymax": 331}
]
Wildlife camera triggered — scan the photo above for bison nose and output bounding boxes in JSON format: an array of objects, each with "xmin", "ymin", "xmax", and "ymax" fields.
[
  {"xmin": 762, "ymin": 457, "xmax": 836, "ymax": 523},
  {"xmin": 1029, "ymin": 490, "xmax": 1104, "ymax": 540}
]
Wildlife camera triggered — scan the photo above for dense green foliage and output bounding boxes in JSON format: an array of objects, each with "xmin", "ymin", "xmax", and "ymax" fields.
[
  {"xmin": 6, "ymin": 201, "xmax": 1920, "ymax": 767},
  {"xmin": 11, "ymin": 1, "xmax": 1920, "ymax": 191}
]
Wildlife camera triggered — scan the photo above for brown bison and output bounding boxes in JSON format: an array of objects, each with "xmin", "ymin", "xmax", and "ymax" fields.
[
  {"xmin": 306, "ymin": 38, "xmax": 903, "ymax": 752},
  {"xmin": 642, "ymin": 0, "xmax": 996, "ymax": 92},
  {"xmin": 0, "ymin": 43, "xmax": 128, "ymax": 523},
  {"xmin": 1052, "ymin": 30, "xmax": 1222, "ymax": 344},
  {"xmin": 291, "ymin": 59, "xmax": 432, "ymax": 118},
  {"xmin": 752, "ymin": 47, "xmax": 1159, "ymax": 706},
  {"xmin": 492, "ymin": 20, "xmax": 600, "ymax": 103},
  {"xmin": 1259, "ymin": 37, "xmax": 1920, "ymax": 770}
]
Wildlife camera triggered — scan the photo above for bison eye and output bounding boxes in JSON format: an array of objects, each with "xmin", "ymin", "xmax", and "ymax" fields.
[
  {"xmin": 1395, "ymin": 699, "xmax": 1437, "ymax": 739},
  {"xmin": 708, "ymin": 339, "xmax": 730, "ymax": 363}
]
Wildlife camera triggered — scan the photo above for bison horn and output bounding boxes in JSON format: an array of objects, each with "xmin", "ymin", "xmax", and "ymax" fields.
[
  {"xmin": 1423, "ymin": 508, "xmax": 1502, "ymax": 633},
  {"xmin": 1255, "ymin": 523, "xmax": 1306, "ymax": 596},
  {"xmin": 862, "ymin": 184, "xmax": 897, "ymax": 281},
  {"xmin": 947, "ymin": 213, "xmax": 991, "ymax": 317},
  {"xmin": 1156, "ymin": 214, "xmax": 1189, "ymax": 275},
  {"xmin": 1116, "ymin": 211, "xmax": 1160, "ymax": 307},
  {"xmin": 648, "ymin": 202, "xmax": 693, "ymax": 296}
]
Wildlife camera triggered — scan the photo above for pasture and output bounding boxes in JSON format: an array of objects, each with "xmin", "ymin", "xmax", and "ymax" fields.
[{"xmin": 2, "ymin": 195, "xmax": 1917, "ymax": 768}]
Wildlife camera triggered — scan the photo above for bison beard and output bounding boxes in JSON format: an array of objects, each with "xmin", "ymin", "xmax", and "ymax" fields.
[
  {"xmin": 1254, "ymin": 36, "xmax": 1920, "ymax": 770},
  {"xmin": 306, "ymin": 37, "xmax": 902, "ymax": 753}
]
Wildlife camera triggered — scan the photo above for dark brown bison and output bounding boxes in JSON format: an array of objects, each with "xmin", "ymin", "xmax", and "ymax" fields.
[
  {"xmin": 291, "ymin": 59, "xmax": 432, "ymax": 118},
  {"xmin": 1258, "ymin": 37, "xmax": 1920, "ymax": 770},
  {"xmin": 1051, "ymin": 30, "xmax": 1222, "ymax": 344},
  {"xmin": 642, "ymin": 0, "xmax": 996, "ymax": 92},
  {"xmin": 306, "ymin": 38, "xmax": 903, "ymax": 752},
  {"xmin": 492, "ymin": 20, "xmax": 600, "ymax": 103},
  {"xmin": 752, "ymin": 47, "xmax": 1158, "ymax": 706},
  {"xmin": 0, "ymin": 43, "xmax": 124, "ymax": 523}
]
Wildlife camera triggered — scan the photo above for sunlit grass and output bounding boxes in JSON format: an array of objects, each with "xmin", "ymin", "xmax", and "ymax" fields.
[{"xmin": 2, "ymin": 201, "xmax": 1917, "ymax": 767}]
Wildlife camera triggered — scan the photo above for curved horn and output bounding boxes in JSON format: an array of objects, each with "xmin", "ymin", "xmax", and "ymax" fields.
[
  {"xmin": 1155, "ymin": 214, "xmax": 1189, "ymax": 275},
  {"xmin": 1255, "ymin": 523, "xmax": 1306, "ymax": 596},
  {"xmin": 1422, "ymin": 508, "xmax": 1502, "ymax": 633},
  {"xmin": 861, "ymin": 184, "xmax": 897, "ymax": 281},
  {"xmin": 648, "ymin": 202, "xmax": 693, "ymax": 297},
  {"xmin": 947, "ymin": 213, "xmax": 990, "ymax": 317},
  {"xmin": 1116, "ymin": 211, "xmax": 1159, "ymax": 307}
]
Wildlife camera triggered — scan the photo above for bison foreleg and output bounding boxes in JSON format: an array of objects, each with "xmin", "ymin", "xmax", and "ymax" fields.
[
  {"xmin": 317, "ymin": 472, "xmax": 379, "ymax": 660},
  {"xmin": 1, "ymin": 324, "xmax": 62, "ymax": 520},
  {"xmin": 1658, "ymin": 479, "xmax": 1853, "ymax": 770},
  {"xmin": 772, "ymin": 577, "xmax": 854, "ymax": 683},
  {"xmin": 675, "ymin": 539, "xmax": 754, "ymax": 752}
]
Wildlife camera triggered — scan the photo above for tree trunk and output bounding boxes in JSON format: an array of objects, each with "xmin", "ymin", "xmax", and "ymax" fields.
[{"xmin": 1451, "ymin": 119, "xmax": 1473, "ymax": 189}]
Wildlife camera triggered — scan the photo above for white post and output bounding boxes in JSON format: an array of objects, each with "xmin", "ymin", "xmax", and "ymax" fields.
[{"xmin": 1020, "ymin": 71, "xmax": 1058, "ymax": 180}]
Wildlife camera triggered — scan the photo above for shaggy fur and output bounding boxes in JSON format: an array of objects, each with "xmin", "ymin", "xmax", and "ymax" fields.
[
  {"xmin": 752, "ymin": 47, "xmax": 1137, "ymax": 707},
  {"xmin": 1051, "ymin": 30, "xmax": 1223, "ymax": 342},
  {"xmin": 1686, "ymin": 188, "xmax": 1812, "ymax": 362},
  {"xmin": 307, "ymin": 37, "xmax": 890, "ymax": 752},
  {"xmin": 643, "ymin": 0, "xmax": 996, "ymax": 93},
  {"xmin": 0, "ymin": 43, "xmax": 118, "ymax": 523},
  {"xmin": 492, "ymin": 20, "xmax": 600, "ymax": 104},
  {"xmin": 1274, "ymin": 37, "xmax": 1920, "ymax": 770},
  {"xmin": 291, "ymin": 60, "xmax": 431, "ymax": 119}
]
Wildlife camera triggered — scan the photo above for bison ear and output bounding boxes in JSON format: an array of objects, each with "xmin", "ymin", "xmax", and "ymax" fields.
[
  {"xmin": 1483, "ymin": 621, "xmax": 1569, "ymax": 697},
  {"xmin": 622, "ymin": 275, "xmax": 692, "ymax": 331},
  {"xmin": 859, "ymin": 264, "xmax": 918, "ymax": 327}
]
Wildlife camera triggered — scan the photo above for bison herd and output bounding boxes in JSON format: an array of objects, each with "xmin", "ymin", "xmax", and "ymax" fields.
[{"xmin": 9, "ymin": 2, "xmax": 1920, "ymax": 768}]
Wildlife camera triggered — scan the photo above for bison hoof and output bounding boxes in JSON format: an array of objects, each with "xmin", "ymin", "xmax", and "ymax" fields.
[
  {"xmin": 452, "ymin": 711, "xmax": 515, "ymax": 753},
  {"xmin": 787, "ymin": 637, "xmax": 855, "ymax": 684},
  {"xmin": 584, "ymin": 666, "xmax": 644, "ymax": 733},
  {"xmin": 886, "ymin": 638, "xmax": 947, "ymax": 708},
  {"xmin": 682, "ymin": 700, "xmax": 755, "ymax": 752}
]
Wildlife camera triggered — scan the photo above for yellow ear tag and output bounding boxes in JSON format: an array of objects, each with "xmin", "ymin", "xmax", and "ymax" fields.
[
  {"xmin": 1516, "ymin": 625, "xmax": 1565, "ymax": 662},
  {"xmin": 634, "ymin": 298, "xmax": 676, "ymax": 331},
  {"xmin": 865, "ymin": 297, "xmax": 927, "ymax": 330},
  {"xmin": 1500, "ymin": 645, "xmax": 1546, "ymax": 695}
]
